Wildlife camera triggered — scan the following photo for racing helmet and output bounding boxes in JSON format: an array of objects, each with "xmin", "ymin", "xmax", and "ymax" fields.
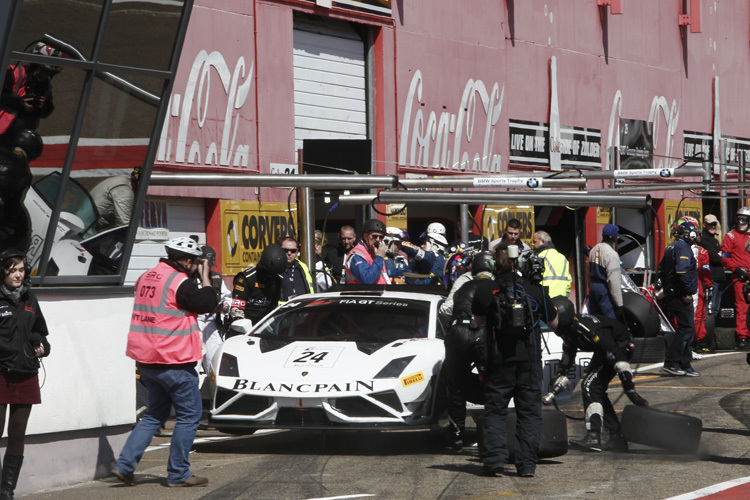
[
  {"xmin": 164, "ymin": 237, "xmax": 202, "ymax": 259},
  {"xmin": 426, "ymin": 222, "xmax": 446, "ymax": 236},
  {"xmin": 471, "ymin": 251, "xmax": 495, "ymax": 275},
  {"xmin": 12, "ymin": 129, "xmax": 43, "ymax": 162},
  {"xmin": 551, "ymin": 296, "xmax": 575, "ymax": 335},
  {"xmin": 31, "ymin": 41, "xmax": 65, "ymax": 74},
  {"xmin": 258, "ymin": 243, "xmax": 286, "ymax": 275},
  {"xmin": 362, "ymin": 218, "xmax": 386, "ymax": 235},
  {"xmin": 426, "ymin": 232, "xmax": 447, "ymax": 250},
  {"xmin": 737, "ymin": 206, "xmax": 750, "ymax": 231},
  {"xmin": 674, "ymin": 216, "xmax": 699, "ymax": 241}
]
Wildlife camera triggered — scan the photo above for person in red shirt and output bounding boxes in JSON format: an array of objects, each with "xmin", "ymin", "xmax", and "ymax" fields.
[{"xmin": 721, "ymin": 207, "xmax": 750, "ymax": 349}]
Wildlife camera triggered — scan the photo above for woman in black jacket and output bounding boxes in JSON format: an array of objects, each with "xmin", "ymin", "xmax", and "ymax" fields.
[{"xmin": 0, "ymin": 249, "xmax": 50, "ymax": 500}]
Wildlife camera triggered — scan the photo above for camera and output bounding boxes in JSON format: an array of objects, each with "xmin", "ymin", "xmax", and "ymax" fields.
[{"xmin": 521, "ymin": 254, "xmax": 545, "ymax": 283}]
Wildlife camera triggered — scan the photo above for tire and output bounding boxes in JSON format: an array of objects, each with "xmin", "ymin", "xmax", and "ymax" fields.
[
  {"xmin": 621, "ymin": 405, "xmax": 702, "ymax": 454},
  {"xmin": 715, "ymin": 327, "xmax": 736, "ymax": 351},
  {"xmin": 630, "ymin": 336, "xmax": 665, "ymax": 364},
  {"xmin": 505, "ymin": 408, "xmax": 568, "ymax": 458},
  {"xmin": 622, "ymin": 292, "xmax": 661, "ymax": 337}
]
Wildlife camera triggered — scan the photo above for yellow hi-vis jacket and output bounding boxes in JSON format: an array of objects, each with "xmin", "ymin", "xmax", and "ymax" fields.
[{"xmin": 538, "ymin": 247, "xmax": 572, "ymax": 298}]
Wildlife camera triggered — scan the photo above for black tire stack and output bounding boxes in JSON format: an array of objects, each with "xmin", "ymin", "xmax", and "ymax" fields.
[{"xmin": 621, "ymin": 291, "xmax": 666, "ymax": 364}]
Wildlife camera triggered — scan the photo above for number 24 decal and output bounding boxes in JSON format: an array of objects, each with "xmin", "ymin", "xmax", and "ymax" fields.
[{"xmin": 293, "ymin": 351, "xmax": 329, "ymax": 363}]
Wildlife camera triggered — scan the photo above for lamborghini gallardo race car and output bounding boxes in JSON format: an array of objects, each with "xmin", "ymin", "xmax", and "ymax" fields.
[{"xmin": 208, "ymin": 288, "xmax": 448, "ymax": 433}]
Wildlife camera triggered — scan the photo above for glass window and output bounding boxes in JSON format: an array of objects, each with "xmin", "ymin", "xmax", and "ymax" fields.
[
  {"xmin": 99, "ymin": 1, "xmax": 185, "ymax": 71},
  {"xmin": 254, "ymin": 298, "xmax": 431, "ymax": 342}
]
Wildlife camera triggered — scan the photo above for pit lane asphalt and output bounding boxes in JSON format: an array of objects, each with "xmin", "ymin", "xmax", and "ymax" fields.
[{"xmin": 21, "ymin": 350, "xmax": 750, "ymax": 500}]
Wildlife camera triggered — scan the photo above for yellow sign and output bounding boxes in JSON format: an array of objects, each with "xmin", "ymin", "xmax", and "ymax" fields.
[
  {"xmin": 221, "ymin": 200, "xmax": 296, "ymax": 276},
  {"xmin": 481, "ymin": 205, "xmax": 535, "ymax": 247},
  {"xmin": 401, "ymin": 371, "xmax": 425, "ymax": 388},
  {"xmin": 386, "ymin": 203, "xmax": 408, "ymax": 230},
  {"xmin": 664, "ymin": 200, "xmax": 702, "ymax": 246},
  {"xmin": 596, "ymin": 207, "xmax": 612, "ymax": 224}
]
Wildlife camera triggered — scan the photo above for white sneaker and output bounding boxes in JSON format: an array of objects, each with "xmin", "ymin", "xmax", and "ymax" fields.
[{"xmin": 692, "ymin": 351, "xmax": 703, "ymax": 360}]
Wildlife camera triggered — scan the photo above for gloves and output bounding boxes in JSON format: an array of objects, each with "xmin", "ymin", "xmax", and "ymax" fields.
[
  {"xmin": 617, "ymin": 366, "xmax": 648, "ymax": 406},
  {"xmin": 625, "ymin": 389, "xmax": 649, "ymax": 407},
  {"xmin": 736, "ymin": 268, "xmax": 750, "ymax": 281},
  {"xmin": 542, "ymin": 375, "xmax": 570, "ymax": 405}
]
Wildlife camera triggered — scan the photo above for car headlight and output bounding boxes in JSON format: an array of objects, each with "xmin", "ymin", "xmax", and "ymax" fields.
[
  {"xmin": 373, "ymin": 356, "xmax": 415, "ymax": 379},
  {"xmin": 219, "ymin": 353, "xmax": 239, "ymax": 377}
]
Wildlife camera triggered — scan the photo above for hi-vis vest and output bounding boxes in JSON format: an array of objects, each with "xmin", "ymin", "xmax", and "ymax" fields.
[
  {"xmin": 538, "ymin": 248, "xmax": 571, "ymax": 298},
  {"xmin": 127, "ymin": 261, "xmax": 202, "ymax": 364},
  {"xmin": 344, "ymin": 242, "xmax": 390, "ymax": 285},
  {"xmin": 0, "ymin": 66, "xmax": 28, "ymax": 134}
]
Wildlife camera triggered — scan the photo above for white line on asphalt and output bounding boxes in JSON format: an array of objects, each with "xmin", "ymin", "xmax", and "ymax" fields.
[
  {"xmin": 303, "ymin": 495, "xmax": 376, "ymax": 500},
  {"xmin": 662, "ymin": 476, "xmax": 750, "ymax": 499},
  {"xmin": 145, "ymin": 428, "xmax": 280, "ymax": 452},
  {"xmin": 635, "ymin": 351, "xmax": 744, "ymax": 373}
]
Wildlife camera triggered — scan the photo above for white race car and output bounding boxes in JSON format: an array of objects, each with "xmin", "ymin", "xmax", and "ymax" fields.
[{"xmin": 207, "ymin": 288, "xmax": 448, "ymax": 433}]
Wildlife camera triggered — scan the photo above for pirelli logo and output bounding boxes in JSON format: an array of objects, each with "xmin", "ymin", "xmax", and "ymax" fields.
[{"xmin": 401, "ymin": 371, "xmax": 425, "ymax": 388}]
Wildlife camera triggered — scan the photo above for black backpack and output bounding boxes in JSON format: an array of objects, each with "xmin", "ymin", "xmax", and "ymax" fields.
[{"xmin": 489, "ymin": 280, "xmax": 535, "ymax": 340}]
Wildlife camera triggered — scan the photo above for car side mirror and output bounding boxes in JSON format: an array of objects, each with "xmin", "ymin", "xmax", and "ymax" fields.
[{"xmin": 230, "ymin": 318, "xmax": 253, "ymax": 335}]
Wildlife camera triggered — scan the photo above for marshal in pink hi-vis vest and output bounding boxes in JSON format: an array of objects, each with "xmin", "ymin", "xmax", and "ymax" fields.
[
  {"xmin": 127, "ymin": 261, "xmax": 202, "ymax": 364},
  {"xmin": 344, "ymin": 242, "xmax": 390, "ymax": 285}
]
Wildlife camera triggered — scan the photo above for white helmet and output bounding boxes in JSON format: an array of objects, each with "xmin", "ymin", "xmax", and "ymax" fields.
[
  {"xmin": 424, "ymin": 233, "xmax": 447, "ymax": 255},
  {"xmin": 164, "ymin": 237, "xmax": 202, "ymax": 257},
  {"xmin": 426, "ymin": 222, "xmax": 446, "ymax": 236},
  {"xmin": 738, "ymin": 207, "xmax": 750, "ymax": 231}
]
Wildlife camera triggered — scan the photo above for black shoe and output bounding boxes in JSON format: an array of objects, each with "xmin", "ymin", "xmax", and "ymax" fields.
[
  {"xmin": 517, "ymin": 469, "xmax": 535, "ymax": 477},
  {"xmin": 661, "ymin": 365, "xmax": 686, "ymax": 376},
  {"xmin": 737, "ymin": 338, "xmax": 750, "ymax": 350},
  {"xmin": 683, "ymin": 367, "xmax": 701, "ymax": 377},
  {"xmin": 481, "ymin": 464, "xmax": 505, "ymax": 477},
  {"xmin": 570, "ymin": 431, "xmax": 602, "ymax": 452},
  {"xmin": 111, "ymin": 469, "xmax": 136, "ymax": 486}
]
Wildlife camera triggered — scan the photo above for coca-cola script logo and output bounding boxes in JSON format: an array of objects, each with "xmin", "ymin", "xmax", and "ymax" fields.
[
  {"xmin": 399, "ymin": 70, "xmax": 504, "ymax": 173},
  {"xmin": 157, "ymin": 50, "xmax": 254, "ymax": 169}
]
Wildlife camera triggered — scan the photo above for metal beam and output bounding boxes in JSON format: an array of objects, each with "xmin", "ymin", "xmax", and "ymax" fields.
[
  {"xmin": 399, "ymin": 177, "xmax": 586, "ymax": 189},
  {"xmin": 149, "ymin": 173, "xmax": 399, "ymax": 189},
  {"xmin": 339, "ymin": 191, "xmax": 652, "ymax": 209}
]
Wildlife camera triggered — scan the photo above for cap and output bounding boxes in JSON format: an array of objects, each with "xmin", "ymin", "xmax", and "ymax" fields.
[
  {"xmin": 602, "ymin": 224, "xmax": 619, "ymax": 238},
  {"xmin": 704, "ymin": 214, "xmax": 719, "ymax": 224}
]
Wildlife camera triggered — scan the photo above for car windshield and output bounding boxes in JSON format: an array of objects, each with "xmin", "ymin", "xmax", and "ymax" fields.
[{"xmin": 253, "ymin": 297, "xmax": 431, "ymax": 342}]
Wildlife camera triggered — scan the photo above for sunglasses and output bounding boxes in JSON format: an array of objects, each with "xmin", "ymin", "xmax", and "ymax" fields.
[
  {"xmin": 707, "ymin": 222, "xmax": 717, "ymax": 227},
  {"xmin": 282, "ymin": 248, "xmax": 298, "ymax": 253},
  {"xmin": 369, "ymin": 234, "xmax": 385, "ymax": 240}
]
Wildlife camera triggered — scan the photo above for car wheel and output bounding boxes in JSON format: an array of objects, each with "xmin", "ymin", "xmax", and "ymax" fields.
[
  {"xmin": 505, "ymin": 408, "xmax": 568, "ymax": 459},
  {"xmin": 621, "ymin": 405, "xmax": 702, "ymax": 454},
  {"xmin": 622, "ymin": 292, "xmax": 661, "ymax": 337},
  {"xmin": 630, "ymin": 336, "xmax": 665, "ymax": 365}
]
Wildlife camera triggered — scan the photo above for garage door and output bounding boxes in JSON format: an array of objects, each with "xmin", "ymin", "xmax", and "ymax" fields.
[{"xmin": 293, "ymin": 17, "xmax": 367, "ymax": 155}]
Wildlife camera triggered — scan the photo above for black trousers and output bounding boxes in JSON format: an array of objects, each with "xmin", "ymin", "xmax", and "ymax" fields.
[
  {"xmin": 481, "ymin": 357, "xmax": 542, "ymax": 472},
  {"xmin": 444, "ymin": 323, "xmax": 485, "ymax": 434},
  {"xmin": 580, "ymin": 352, "xmax": 620, "ymax": 436},
  {"xmin": 665, "ymin": 296, "xmax": 695, "ymax": 369}
]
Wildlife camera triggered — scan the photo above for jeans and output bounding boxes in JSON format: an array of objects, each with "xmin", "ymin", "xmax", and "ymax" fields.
[{"xmin": 114, "ymin": 365, "xmax": 202, "ymax": 483}]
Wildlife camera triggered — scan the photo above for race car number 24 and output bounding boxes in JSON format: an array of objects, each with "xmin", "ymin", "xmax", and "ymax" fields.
[{"xmin": 284, "ymin": 346, "xmax": 344, "ymax": 368}]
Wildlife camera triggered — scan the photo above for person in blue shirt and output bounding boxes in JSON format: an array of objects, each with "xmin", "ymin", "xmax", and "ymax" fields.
[{"xmin": 658, "ymin": 216, "xmax": 700, "ymax": 377}]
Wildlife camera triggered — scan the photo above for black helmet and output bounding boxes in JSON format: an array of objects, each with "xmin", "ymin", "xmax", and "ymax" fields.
[
  {"xmin": 472, "ymin": 251, "xmax": 495, "ymax": 275},
  {"xmin": 552, "ymin": 296, "xmax": 575, "ymax": 333},
  {"xmin": 258, "ymin": 243, "xmax": 286, "ymax": 275},
  {"xmin": 13, "ymin": 129, "xmax": 43, "ymax": 162},
  {"xmin": 362, "ymin": 218, "xmax": 386, "ymax": 234}
]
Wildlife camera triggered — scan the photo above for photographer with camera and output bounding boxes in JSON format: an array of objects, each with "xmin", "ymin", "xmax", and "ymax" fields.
[
  {"xmin": 112, "ymin": 237, "xmax": 218, "ymax": 487},
  {"xmin": 0, "ymin": 249, "xmax": 50, "ymax": 500},
  {"xmin": 344, "ymin": 219, "xmax": 390, "ymax": 285},
  {"xmin": 472, "ymin": 244, "xmax": 557, "ymax": 478},
  {"xmin": 0, "ymin": 42, "xmax": 63, "ymax": 150}
]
